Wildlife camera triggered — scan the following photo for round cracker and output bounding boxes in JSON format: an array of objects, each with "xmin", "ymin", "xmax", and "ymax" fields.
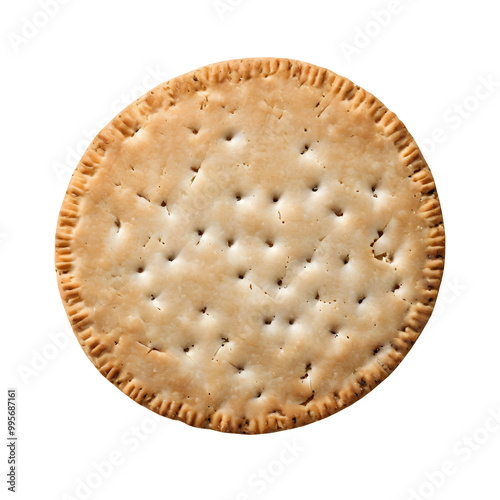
[{"xmin": 55, "ymin": 58, "xmax": 445, "ymax": 433}]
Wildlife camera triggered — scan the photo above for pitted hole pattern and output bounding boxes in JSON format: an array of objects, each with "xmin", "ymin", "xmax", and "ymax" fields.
[
  {"xmin": 330, "ymin": 328, "xmax": 339, "ymax": 338},
  {"xmin": 190, "ymin": 127, "xmax": 199, "ymax": 135},
  {"xmin": 266, "ymin": 240, "xmax": 274, "ymax": 248},
  {"xmin": 160, "ymin": 201, "xmax": 167, "ymax": 207},
  {"xmin": 358, "ymin": 296, "xmax": 366, "ymax": 305},
  {"xmin": 311, "ymin": 185, "xmax": 319, "ymax": 192},
  {"xmin": 200, "ymin": 307, "xmax": 207, "ymax": 314},
  {"xmin": 150, "ymin": 294, "xmax": 156, "ymax": 301},
  {"xmin": 288, "ymin": 318, "xmax": 295, "ymax": 325},
  {"xmin": 191, "ymin": 165, "xmax": 200, "ymax": 173},
  {"xmin": 332, "ymin": 207, "xmax": 344, "ymax": 217},
  {"xmin": 197, "ymin": 229, "xmax": 204, "ymax": 236},
  {"xmin": 235, "ymin": 193, "xmax": 242, "ymax": 201},
  {"xmin": 305, "ymin": 257, "xmax": 312, "ymax": 264},
  {"xmin": 114, "ymin": 218, "xmax": 121, "ymax": 231},
  {"xmin": 272, "ymin": 193, "xmax": 280, "ymax": 203},
  {"xmin": 372, "ymin": 185, "xmax": 378, "ymax": 198},
  {"xmin": 225, "ymin": 133, "xmax": 233, "ymax": 141},
  {"xmin": 227, "ymin": 239, "xmax": 234, "ymax": 248},
  {"xmin": 300, "ymin": 144, "xmax": 310, "ymax": 155},
  {"xmin": 392, "ymin": 283, "xmax": 401, "ymax": 292},
  {"xmin": 264, "ymin": 317, "xmax": 274, "ymax": 325},
  {"xmin": 137, "ymin": 267, "xmax": 144, "ymax": 273},
  {"xmin": 238, "ymin": 271, "xmax": 246, "ymax": 279},
  {"xmin": 167, "ymin": 254, "xmax": 176, "ymax": 262},
  {"xmin": 276, "ymin": 278, "xmax": 283, "ymax": 286},
  {"xmin": 343, "ymin": 255, "xmax": 350, "ymax": 265},
  {"xmin": 315, "ymin": 291, "xmax": 320, "ymax": 301}
]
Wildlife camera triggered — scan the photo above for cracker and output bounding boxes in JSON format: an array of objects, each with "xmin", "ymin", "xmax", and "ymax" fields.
[{"xmin": 55, "ymin": 58, "xmax": 445, "ymax": 433}]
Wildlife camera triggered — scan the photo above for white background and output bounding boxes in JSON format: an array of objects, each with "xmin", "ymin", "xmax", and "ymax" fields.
[{"xmin": 2, "ymin": 1, "xmax": 499, "ymax": 499}]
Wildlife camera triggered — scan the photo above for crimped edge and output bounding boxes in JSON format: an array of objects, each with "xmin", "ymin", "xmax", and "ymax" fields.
[{"xmin": 55, "ymin": 57, "xmax": 445, "ymax": 433}]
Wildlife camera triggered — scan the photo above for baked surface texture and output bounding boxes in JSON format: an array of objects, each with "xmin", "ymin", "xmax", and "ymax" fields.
[{"xmin": 55, "ymin": 58, "xmax": 445, "ymax": 433}]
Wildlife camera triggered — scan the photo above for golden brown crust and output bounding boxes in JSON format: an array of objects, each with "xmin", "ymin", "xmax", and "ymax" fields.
[{"xmin": 55, "ymin": 58, "xmax": 445, "ymax": 433}]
